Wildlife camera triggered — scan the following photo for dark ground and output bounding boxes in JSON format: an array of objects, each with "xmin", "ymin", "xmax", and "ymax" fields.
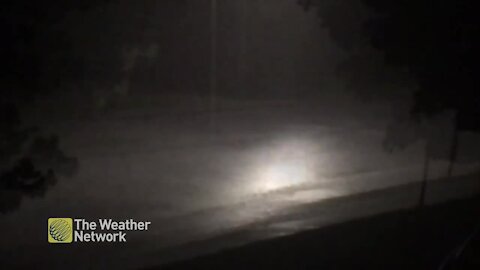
[{"xmin": 157, "ymin": 195, "xmax": 480, "ymax": 270}]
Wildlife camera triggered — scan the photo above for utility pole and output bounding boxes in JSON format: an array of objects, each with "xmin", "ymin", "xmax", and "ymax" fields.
[
  {"xmin": 209, "ymin": 0, "xmax": 217, "ymax": 128},
  {"xmin": 239, "ymin": 0, "xmax": 248, "ymax": 93},
  {"xmin": 447, "ymin": 115, "xmax": 459, "ymax": 178},
  {"xmin": 418, "ymin": 141, "xmax": 430, "ymax": 208}
]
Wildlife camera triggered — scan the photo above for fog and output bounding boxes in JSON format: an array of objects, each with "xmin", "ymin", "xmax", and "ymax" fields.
[{"xmin": 1, "ymin": 0, "xmax": 480, "ymax": 269}]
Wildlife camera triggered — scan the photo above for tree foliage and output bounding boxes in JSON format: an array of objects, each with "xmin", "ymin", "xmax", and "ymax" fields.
[{"xmin": 301, "ymin": 0, "xmax": 480, "ymax": 130}]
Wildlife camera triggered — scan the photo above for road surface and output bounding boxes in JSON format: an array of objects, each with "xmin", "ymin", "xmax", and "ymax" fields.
[{"xmin": 1, "ymin": 95, "xmax": 479, "ymax": 269}]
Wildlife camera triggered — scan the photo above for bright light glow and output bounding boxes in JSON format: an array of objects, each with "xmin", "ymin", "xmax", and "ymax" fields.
[
  {"xmin": 256, "ymin": 158, "xmax": 309, "ymax": 191},
  {"xmin": 249, "ymin": 137, "xmax": 318, "ymax": 193}
]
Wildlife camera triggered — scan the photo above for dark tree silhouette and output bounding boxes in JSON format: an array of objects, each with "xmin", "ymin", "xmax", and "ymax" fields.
[
  {"xmin": 0, "ymin": 1, "xmax": 90, "ymax": 213},
  {"xmin": 299, "ymin": 0, "xmax": 480, "ymax": 206},
  {"xmin": 363, "ymin": 1, "xmax": 480, "ymax": 125},
  {"xmin": 0, "ymin": 103, "xmax": 78, "ymax": 213},
  {"xmin": 299, "ymin": 0, "xmax": 479, "ymax": 125}
]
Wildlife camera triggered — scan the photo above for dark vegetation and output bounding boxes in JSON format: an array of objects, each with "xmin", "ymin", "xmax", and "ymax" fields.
[
  {"xmin": 300, "ymin": 0, "xmax": 479, "ymax": 129},
  {"xmin": 298, "ymin": 0, "xmax": 480, "ymax": 207},
  {"xmin": 0, "ymin": 102, "xmax": 77, "ymax": 213},
  {"xmin": 0, "ymin": 1, "xmax": 85, "ymax": 213}
]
